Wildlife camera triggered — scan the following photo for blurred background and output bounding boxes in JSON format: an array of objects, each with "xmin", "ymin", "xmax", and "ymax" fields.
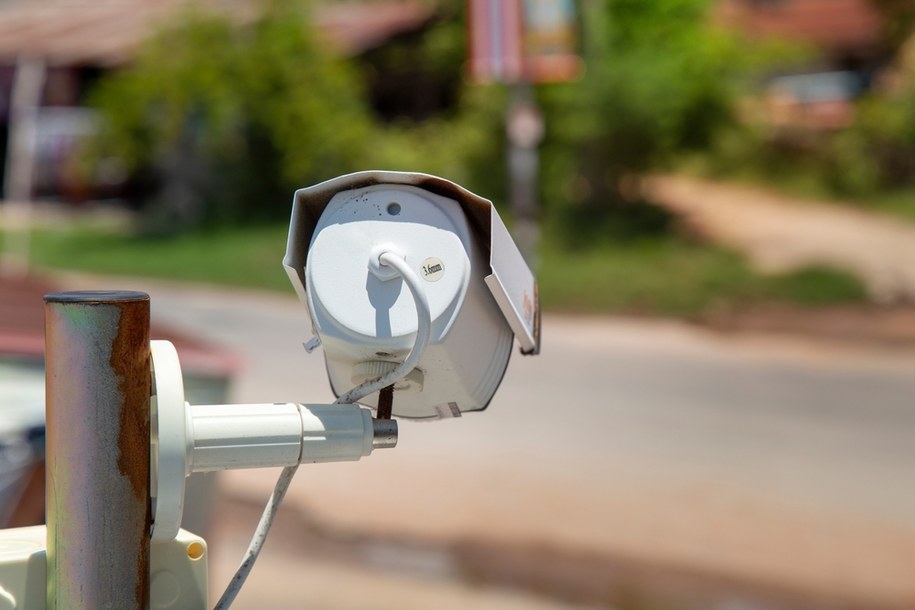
[{"xmin": 1, "ymin": 0, "xmax": 914, "ymax": 608}]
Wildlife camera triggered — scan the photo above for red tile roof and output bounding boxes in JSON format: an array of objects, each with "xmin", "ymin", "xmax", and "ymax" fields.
[
  {"xmin": 0, "ymin": 0, "xmax": 433, "ymax": 67},
  {"xmin": 716, "ymin": 0, "xmax": 883, "ymax": 54},
  {"xmin": 318, "ymin": 1, "xmax": 434, "ymax": 54},
  {"xmin": 0, "ymin": 1, "xmax": 185, "ymax": 67}
]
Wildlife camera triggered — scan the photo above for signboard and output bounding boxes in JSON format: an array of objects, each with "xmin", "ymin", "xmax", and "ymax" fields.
[
  {"xmin": 468, "ymin": 0, "xmax": 581, "ymax": 83},
  {"xmin": 521, "ymin": 0, "xmax": 582, "ymax": 82},
  {"xmin": 467, "ymin": 0, "xmax": 525, "ymax": 83}
]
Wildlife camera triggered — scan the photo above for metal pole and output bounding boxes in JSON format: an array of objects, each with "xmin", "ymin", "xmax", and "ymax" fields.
[
  {"xmin": 44, "ymin": 291, "xmax": 152, "ymax": 610},
  {"xmin": 2, "ymin": 55, "xmax": 45, "ymax": 277},
  {"xmin": 506, "ymin": 82, "xmax": 543, "ymax": 268}
]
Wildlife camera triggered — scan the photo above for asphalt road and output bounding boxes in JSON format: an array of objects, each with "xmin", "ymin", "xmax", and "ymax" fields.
[{"xmin": 61, "ymin": 276, "xmax": 915, "ymax": 609}]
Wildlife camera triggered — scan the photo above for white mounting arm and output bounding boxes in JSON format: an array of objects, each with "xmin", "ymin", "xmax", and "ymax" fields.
[
  {"xmin": 187, "ymin": 402, "xmax": 378, "ymax": 471},
  {"xmin": 150, "ymin": 340, "xmax": 396, "ymax": 540}
]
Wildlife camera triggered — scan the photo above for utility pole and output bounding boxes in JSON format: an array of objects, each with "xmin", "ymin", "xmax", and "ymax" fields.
[
  {"xmin": 506, "ymin": 82, "xmax": 544, "ymax": 267},
  {"xmin": 468, "ymin": 0, "xmax": 582, "ymax": 267}
]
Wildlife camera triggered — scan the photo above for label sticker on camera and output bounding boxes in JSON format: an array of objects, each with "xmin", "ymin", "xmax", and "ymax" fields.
[{"xmin": 421, "ymin": 257, "xmax": 445, "ymax": 282}]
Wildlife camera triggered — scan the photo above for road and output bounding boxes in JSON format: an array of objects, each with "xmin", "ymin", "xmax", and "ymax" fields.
[{"xmin": 61, "ymin": 275, "xmax": 915, "ymax": 609}]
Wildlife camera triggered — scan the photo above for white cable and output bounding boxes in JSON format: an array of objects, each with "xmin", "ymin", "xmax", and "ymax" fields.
[
  {"xmin": 336, "ymin": 251, "xmax": 432, "ymax": 405},
  {"xmin": 212, "ymin": 464, "xmax": 297, "ymax": 610},
  {"xmin": 213, "ymin": 251, "xmax": 431, "ymax": 609}
]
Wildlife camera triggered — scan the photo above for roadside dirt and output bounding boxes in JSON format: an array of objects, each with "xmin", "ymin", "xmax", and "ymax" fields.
[
  {"xmin": 701, "ymin": 303, "xmax": 915, "ymax": 347},
  {"xmin": 647, "ymin": 175, "xmax": 915, "ymax": 303}
]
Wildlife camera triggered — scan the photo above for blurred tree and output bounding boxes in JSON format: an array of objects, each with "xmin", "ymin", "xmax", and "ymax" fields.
[
  {"xmin": 540, "ymin": 0, "xmax": 743, "ymax": 242},
  {"xmin": 359, "ymin": 3, "xmax": 465, "ymax": 122},
  {"xmin": 87, "ymin": 0, "xmax": 753, "ymax": 241},
  {"xmin": 823, "ymin": 48, "xmax": 915, "ymax": 195},
  {"xmin": 355, "ymin": 2, "xmax": 509, "ymax": 208},
  {"xmin": 869, "ymin": 0, "xmax": 915, "ymax": 52},
  {"xmin": 88, "ymin": 0, "xmax": 373, "ymax": 230}
]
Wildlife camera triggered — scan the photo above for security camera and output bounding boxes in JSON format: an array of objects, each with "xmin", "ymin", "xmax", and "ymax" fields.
[
  {"xmin": 283, "ymin": 171, "xmax": 540, "ymax": 420},
  {"xmin": 0, "ymin": 174, "xmax": 542, "ymax": 609}
]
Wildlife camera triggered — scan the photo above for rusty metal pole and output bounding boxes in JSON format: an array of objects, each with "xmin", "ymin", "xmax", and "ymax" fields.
[{"xmin": 44, "ymin": 291, "xmax": 152, "ymax": 610}]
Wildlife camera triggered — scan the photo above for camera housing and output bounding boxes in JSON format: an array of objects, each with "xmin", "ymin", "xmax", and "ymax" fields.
[{"xmin": 283, "ymin": 171, "xmax": 539, "ymax": 419}]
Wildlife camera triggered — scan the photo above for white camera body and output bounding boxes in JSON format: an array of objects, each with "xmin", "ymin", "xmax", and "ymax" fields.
[{"xmin": 284, "ymin": 171, "xmax": 540, "ymax": 419}]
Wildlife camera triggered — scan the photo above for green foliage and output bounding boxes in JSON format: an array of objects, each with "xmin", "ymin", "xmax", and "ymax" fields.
[
  {"xmin": 357, "ymin": 4, "xmax": 509, "ymax": 206},
  {"xmin": 540, "ymin": 0, "xmax": 743, "ymax": 240},
  {"xmin": 869, "ymin": 0, "xmax": 915, "ymax": 51},
  {"xmin": 87, "ymin": 0, "xmax": 758, "ymax": 239},
  {"xmin": 89, "ymin": 0, "xmax": 373, "ymax": 229},
  {"xmin": 358, "ymin": 2, "xmax": 466, "ymax": 121},
  {"xmin": 88, "ymin": 0, "xmax": 510, "ymax": 229},
  {"xmin": 822, "ymin": 82, "xmax": 915, "ymax": 196},
  {"xmin": 372, "ymin": 84, "xmax": 509, "ymax": 205},
  {"xmin": 767, "ymin": 266, "xmax": 868, "ymax": 306},
  {"xmin": 698, "ymin": 41, "xmax": 915, "ymax": 220}
]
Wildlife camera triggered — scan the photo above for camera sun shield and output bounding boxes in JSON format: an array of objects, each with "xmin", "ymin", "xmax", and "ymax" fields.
[{"xmin": 283, "ymin": 171, "xmax": 541, "ymax": 419}]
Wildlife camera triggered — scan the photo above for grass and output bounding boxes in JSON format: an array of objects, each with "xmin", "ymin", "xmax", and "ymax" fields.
[
  {"xmin": 730, "ymin": 169, "xmax": 915, "ymax": 222},
  {"xmin": 537, "ymin": 235, "xmax": 866, "ymax": 316},
  {"xmin": 17, "ymin": 224, "xmax": 292, "ymax": 291},
  {"xmin": 1, "ymin": 224, "xmax": 867, "ymax": 316}
]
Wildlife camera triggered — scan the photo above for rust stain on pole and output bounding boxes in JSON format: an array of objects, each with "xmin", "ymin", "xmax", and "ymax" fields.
[
  {"xmin": 44, "ymin": 291, "xmax": 151, "ymax": 610},
  {"xmin": 111, "ymin": 295, "xmax": 153, "ymax": 607},
  {"xmin": 111, "ymin": 299, "xmax": 152, "ymax": 500}
]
